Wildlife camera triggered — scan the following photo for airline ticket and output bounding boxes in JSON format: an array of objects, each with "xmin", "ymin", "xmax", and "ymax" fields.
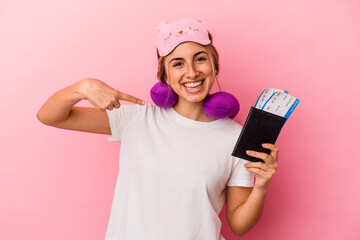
[{"xmin": 254, "ymin": 88, "xmax": 299, "ymax": 119}]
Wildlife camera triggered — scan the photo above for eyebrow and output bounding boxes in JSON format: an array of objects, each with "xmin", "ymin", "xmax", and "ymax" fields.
[{"xmin": 169, "ymin": 51, "xmax": 208, "ymax": 64}]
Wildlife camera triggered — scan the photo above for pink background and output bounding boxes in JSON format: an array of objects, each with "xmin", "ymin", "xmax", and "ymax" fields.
[{"xmin": 1, "ymin": 0, "xmax": 359, "ymax": 239}]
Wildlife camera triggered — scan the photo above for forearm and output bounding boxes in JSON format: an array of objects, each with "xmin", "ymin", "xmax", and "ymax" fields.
[
  {"xmin": 230, "ymin": 187, "xmax": 268, "ymax": 237},
  {"xmin": 36, "ymin": 79, "xmax": 85, "ymax": 125}
]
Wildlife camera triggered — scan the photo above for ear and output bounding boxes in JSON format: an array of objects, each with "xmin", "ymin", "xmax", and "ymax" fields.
[{"xmin": 163, "ymin": 76, "xmax": 168, "ymax": 84}]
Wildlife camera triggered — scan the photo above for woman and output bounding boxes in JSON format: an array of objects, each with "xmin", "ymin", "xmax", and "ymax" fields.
[{"xmin": 37, "ymin": 18, "xmax": 279, "ymax": 240}]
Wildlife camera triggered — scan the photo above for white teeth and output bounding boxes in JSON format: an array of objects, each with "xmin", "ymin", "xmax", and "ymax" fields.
[{"xmin": 184, "ymin": 81, "xmax": 203, "ymax": 88}]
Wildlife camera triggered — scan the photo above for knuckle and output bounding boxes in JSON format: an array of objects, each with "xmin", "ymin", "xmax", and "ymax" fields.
[
  {"xmin": 273, "ymin": 146, "xmax": 279, "ymax": 152},
  {"xmin": 261, "ymin": 153, "xmax": 268, "ymax": 159},
  {"xmin": 114, "ymin": 90, "xmax": 121, "ymax": 98},
  {"xmin": 116, "ymin": 91, "xmax": 123, "ymax": 99}
]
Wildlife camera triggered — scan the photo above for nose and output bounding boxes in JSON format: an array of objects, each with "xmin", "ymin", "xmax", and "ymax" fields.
[{"xmin": 186, "ymin": 63, "xmax": 199, "ymax": 79}]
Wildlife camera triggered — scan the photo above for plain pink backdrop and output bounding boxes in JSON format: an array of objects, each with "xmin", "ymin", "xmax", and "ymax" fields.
[{"xmin": 1, "ymin": 0, "xmax": 359, "ymax": 239}]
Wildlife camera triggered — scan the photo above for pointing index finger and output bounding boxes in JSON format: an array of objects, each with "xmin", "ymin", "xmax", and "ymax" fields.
[{"xmin": 117, "ymin": 91, "xmax": 145, "ymax": 105}]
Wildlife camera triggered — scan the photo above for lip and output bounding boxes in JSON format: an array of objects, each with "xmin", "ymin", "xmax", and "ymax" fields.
[
  {"xmin": 181, "ymin": 79, "xmax": 204, "ymax": 84},
  {"xmin": 182, "ymin": 79, "xmax": 205, "ymax": 93}
]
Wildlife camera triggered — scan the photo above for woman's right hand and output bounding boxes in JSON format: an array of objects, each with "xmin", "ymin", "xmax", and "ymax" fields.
[{"xmin": 78, "ymin": 78, "xmax": 145, "ymax": 111}]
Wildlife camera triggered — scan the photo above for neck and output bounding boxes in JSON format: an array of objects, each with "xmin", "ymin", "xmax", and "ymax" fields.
[{"xmin": 172, "ymin": 99, "xmax": 216, "ymax": 122}]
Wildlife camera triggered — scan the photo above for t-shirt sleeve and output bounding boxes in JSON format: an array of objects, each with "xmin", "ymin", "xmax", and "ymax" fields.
[
  {"xmin": 227, "ymin": 157, "xmax": 255, "ymax": 187},
  {"xmin": 106, "ymin": 104, "xmax": 144, "ymax": 142}
]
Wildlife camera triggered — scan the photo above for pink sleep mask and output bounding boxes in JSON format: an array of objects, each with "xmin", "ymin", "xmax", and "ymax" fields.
[{"xmin": 156, "ymin": 18, "xmax": 211, "ymax": 57}]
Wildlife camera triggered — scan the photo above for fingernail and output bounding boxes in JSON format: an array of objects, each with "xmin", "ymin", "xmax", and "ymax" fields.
[
  {"xmin": 262, "ymin": 144, "xmax": 268, "ymax": 147},
  {"xmin": 141, "ymin": 101, "xmax": 145, "ymax": 105},
  {"xmin": 246, "ymin": 150, "xmax": 253, "ymax": 155}
]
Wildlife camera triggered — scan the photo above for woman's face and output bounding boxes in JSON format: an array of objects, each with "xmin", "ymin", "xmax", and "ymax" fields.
[{"xmin": 164, "ymin": 42, "xmax": 215, "ymax": 104}]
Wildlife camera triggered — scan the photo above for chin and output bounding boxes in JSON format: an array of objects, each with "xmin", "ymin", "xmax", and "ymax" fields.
[{"xmin": 183, "ymin": 92, "xmax": 209, "ymax": 103}]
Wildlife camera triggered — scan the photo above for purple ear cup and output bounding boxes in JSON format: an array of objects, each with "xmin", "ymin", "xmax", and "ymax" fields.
[
  {"xmin": 150, "ymin": 82, "xmax": 240, "ymax": 119},
  {"xmin": 202, "ymin": 92, "xmax": 240, "ymax": 119},
  {"xmin": 150, "ymin": 82, "xmax": 178, "ymax": 108}
]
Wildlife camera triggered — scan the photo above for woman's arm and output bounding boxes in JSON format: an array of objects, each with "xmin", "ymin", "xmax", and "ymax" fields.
[
  {"xmin": 36, "ymin": 78, "xmax": 144, "ymax": 134},
  {"xmin": 227, "ymin": 143, "xmax": 279, "ymax": 237},
  {"xmin": 227, "ymin": 186, "xmax": 267, "ymax": 237}
]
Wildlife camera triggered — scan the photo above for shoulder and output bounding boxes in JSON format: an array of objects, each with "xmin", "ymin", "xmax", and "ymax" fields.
[
  {"xmin": 115, "ymin": 103, "xmax": 156, "ymax": 114},
  {"xmin": 221, "ymin": 118, "xmax": 243, "ymax": 133},
  {"xmin": 216, "ymin": 119, "xmax": 243, "ymax": 145},
  {"xmin": 115, "ymin": 103, "xmax": 168, "ymax": 121}
]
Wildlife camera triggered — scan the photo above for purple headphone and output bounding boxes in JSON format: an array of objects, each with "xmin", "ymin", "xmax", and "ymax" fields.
[
  {"xmin": 152, "ymin": 18, "xmax": 240, "ymax": 119},
  {"xmin": 150, "ymin": 82, "xmax": 240, "ymax": 119}
]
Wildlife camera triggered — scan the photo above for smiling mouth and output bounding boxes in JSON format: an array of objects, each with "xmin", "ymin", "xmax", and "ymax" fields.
[{"xmin": 183, "ymin": 80, "xmax": 204, "ymax": 90}]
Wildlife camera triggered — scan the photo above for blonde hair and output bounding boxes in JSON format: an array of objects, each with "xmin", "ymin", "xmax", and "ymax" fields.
[{"xmin": 156, "ymin": 32, "xmax": 220, "ymax": 84}]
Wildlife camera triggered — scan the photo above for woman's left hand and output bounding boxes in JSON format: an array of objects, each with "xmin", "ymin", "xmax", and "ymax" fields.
[{"xmin": 244, "ymin": 143, "xmax": 279, "ymax": 191}]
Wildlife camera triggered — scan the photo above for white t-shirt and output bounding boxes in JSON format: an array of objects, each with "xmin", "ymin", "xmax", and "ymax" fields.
[{"xmin": 105, "ymin": 104, "xmax": 254, "ymax": 240}]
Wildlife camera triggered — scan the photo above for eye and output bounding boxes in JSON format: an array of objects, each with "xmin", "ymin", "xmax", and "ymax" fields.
[
  {"xmin": 196, "ymin": 57, "xmax": 207, "ymax": 62},
  {"xmin": 173, "ymin": 62, "xmax": 183, "ymax": 67}
]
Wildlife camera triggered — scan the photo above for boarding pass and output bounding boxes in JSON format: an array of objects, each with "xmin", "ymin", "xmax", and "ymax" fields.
[{"xmin": 254, "ymin": 88, "xmax": 300, "ymax": 119}]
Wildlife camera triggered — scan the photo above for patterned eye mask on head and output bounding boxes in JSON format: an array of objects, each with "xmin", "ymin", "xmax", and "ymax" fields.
[{"xmin": 156, "ymin": 18, "xmax": 211, "ymax": 57}]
